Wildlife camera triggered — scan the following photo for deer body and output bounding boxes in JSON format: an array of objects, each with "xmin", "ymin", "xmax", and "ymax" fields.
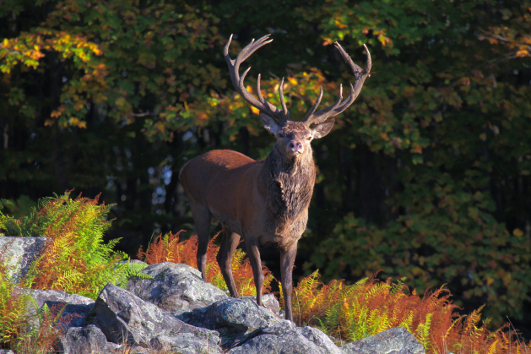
[{"xmin": 180, "ymin": 34, "xmax": 371, "ymax": 321}]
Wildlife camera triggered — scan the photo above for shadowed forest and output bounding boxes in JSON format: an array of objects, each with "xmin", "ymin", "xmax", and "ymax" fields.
[{"xmin": 1, "ymin": 0, "xmax": 531, "ymax": 340}]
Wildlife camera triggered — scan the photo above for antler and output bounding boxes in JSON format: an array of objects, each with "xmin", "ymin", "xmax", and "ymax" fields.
[
  {"xmin": 303, "ymin": 42, "xmax": 372, "ymax": 126},
  {"xmin": 224, "ymin": 34, "xmax": 290, "ymax": 125}
]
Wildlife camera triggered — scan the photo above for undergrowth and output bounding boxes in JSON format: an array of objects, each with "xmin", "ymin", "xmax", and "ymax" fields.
[
  {"xmin": 138, "ymin": 230, "xmax": 273, "ymax": 296},
  {"xmin": 1, "ymin": 192, "xmax": 530, "ymax": 353},
  {"xmin": 138, "ymin": 232, "xmax": 531, "ymax": 354},
  {"xmin": 0, "ymin": 191, "xmax": 148, "ymax": 299},
  {"xmin": 292, "ymin": 271, "xmax": 531, "ymax": 354},
  {"xmin": 0, "ymin": 264, "xmax": 77, "ymax": 352}
]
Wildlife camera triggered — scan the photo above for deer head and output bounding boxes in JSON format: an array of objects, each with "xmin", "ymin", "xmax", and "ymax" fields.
[{"xmin": 224, "ymin": 34, "xmax": 372, "ymax": 161}]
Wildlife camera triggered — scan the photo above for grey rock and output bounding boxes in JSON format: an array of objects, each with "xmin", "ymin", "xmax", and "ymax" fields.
[
  {"xmin": 243, "ymin": 293, "xmax": 281, "ymax": 316},
  {"xmin": 127, "ymin": 347, "xmax": 158, "ymax": 354},
  {"xmin": 0, "ymin": 350, "xmax": 15, "ymax": 354},
  {"xmin": 25, "ymin": 288, "xmax": 94, "ymax": 328},
  {"xmin": 341, "ymin": 327, "xmax": 425, "ymax": 354},
  {"xmin": 151, "ymin": 333, "xmax": 222, "ymax": 354},
  {"xmin": 297, "ymin": 326, "xmax": 345, "ymax": 354},
  {"xmin": 57, "ymin": 325, "xmax": 122, "ymax": 354},
  {"xmin": 125, "ymin": 262, "xmax": 227, "ymax": 315},
  {"xmin": 0, "ymin": 237, "xmax": 49, "ymax": 283},
  {"xmin": 228, "ymin": 320, "xmax": 344, "ymax": 354},
  {"xmin": 211, "ymin": 297, "xmax": 280, "ymax": 334},
  {"xmin": 178, "ymin": 296, "xmax": 281, "ymax": 349},
  {"xmin": 92, "ymin": 283, "xmax": 221, "ymax": 350}
]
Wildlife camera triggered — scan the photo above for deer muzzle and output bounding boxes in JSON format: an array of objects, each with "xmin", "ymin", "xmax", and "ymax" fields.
[{"xmin": 288, "ymin": 140, "xmax": 303, "ymax": 155}]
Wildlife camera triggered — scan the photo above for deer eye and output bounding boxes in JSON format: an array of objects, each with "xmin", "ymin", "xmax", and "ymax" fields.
[
  {"xmin": 277, "ymin": 132, "xmax": 285, "ymax": 138},
  {"xmin": 306, "ymin": 136, "xmax": 312, "ymax": 140}
]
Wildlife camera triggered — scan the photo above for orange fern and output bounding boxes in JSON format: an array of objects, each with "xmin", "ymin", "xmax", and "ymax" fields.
[
  {"xmin": 138, "ymin": 231, "xmax": 273, "ymax": 296},
  {"xmin": 291, "ymin": 271, "xmax": 531, "ymax": 353}
]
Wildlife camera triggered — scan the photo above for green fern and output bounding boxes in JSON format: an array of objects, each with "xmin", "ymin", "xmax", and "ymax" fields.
[
  {"xmin": 2, "ymin": 191, "xmax": 147, "ymax": 299},
  {"xmin": 416, "ymin": 313, "xmax": 433, "ymax": 349}
]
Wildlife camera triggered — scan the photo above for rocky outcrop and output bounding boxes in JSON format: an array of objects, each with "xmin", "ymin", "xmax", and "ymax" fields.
[
  {"xmin": 92, "ymin": 283, "xmax": 221, "ymax": 353},
  {"xmin": 24, "ymin": 288, "xmax": 94, "ymax": 328},
  {"xmin": 227, "ymin": 319, "xmax": 345, "ymax": 354},
  {"xmin": 125, "ymin": 262, "xmax": 227, "ymax": 315},
  {"xmin": 341, "ymin": 326, "xmax": 425, "ymax": 354},
  {"xmin": 0, "ymin": 236, "xmax": 49, "ymax": 282},
  {"xmin": 56, "ymin": 325, "xmax": 122, "ymax": 354},
  {"xmin": 0, "ymin": 237, "xmax": 426, "ymax": 354}
]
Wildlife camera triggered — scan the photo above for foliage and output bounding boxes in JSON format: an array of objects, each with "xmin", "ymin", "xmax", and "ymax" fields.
[
  {"xmin": 11, "ymin": 302, "xmax": 79, "ymax": 354},
  {"xmin": 0, "ymin": 191, "xmax": 148, "ymax": 299},
  {"xmin": 309, "ymin": 194, "xmax": 531, "ymax": 326},
  {"xmin": 291, "ymin": 270, "xmax": 531, "ymax": 354},
  {"xmin": 138, "ymin": 231, "xmax": 273, "ymax": 296},
  {"xmin": 0, "ymin": 264, "xmax": 75, "ymax": 353},
  {"xmin": 0, "ymin": 265, "xmax": 28, "ymax": 346},
  {"xmin": 2, "ymin": 0, "xmax": 531, "ymax": 335}
]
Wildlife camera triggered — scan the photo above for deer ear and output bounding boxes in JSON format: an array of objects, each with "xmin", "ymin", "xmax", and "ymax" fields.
[
  {"xmin": 261, "ymin": 113, "xmax": 283, "ymax": 135},
  {"xmin": 311, "ymin": 119, "xmax": 335, "ymax": 139}
]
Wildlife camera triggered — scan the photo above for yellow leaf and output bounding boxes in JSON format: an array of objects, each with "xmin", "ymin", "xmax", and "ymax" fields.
[
  {"xmin": 411, "ymin": 145, "xmax": 423, "ymax": 154},
  {"xmin": 513, "ymin": 228, "xmax": 524, "ymax": 237},
  {"xmin": 155, "ymin": 121, "xmax": 165, "ymax": 133},
  {"xmin": 287, "ymin": 77, "xmax": 297, "ymax": 85},
  {"xmin": 479, "ymin": 133, "xmax": 487, "ymax": 141},
  {"xmin": 115, "ymin": 97, "xmax": 126, "ymax": 107},
  {"xmin": 250, "ymin": 106, "xmax": 260, "ymax": 115},
  {"xmin": 3, "ymin": 38, "xmax": 8, "ymax": 47}
]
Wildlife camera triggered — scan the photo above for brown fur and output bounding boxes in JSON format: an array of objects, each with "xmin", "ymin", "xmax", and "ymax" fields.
[{"xmin": 180, "ymin": 122, "xmax": 322, "ymax": 321}]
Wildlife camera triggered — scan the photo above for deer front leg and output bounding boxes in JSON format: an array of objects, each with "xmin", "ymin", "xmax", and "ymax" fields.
[
  {"xmin": 191, "ymin": 205, "xmax": 211, "ymax": 282},
  {"xmin": 280, "ymin": 243, "xmax": 298, "ymax": 322},
  {"xmin": 217, "ymin": 226, "xmax": 241, "ymax": 298},
  {"xmin": 246, "ymin": 239, "xmax": 264, "ymax": 306}
]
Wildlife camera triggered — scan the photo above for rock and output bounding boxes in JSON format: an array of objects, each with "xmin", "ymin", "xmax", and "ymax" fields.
[
  {"xmin": 56, "ymin": 325, "xmax": 122, "ymax": 354},
  {"xmin": 92, "ymin": 283, "xmax": 221, "ymax": 352},
  {"xmin": 341, "ymin": 327, "xmax": 425, "ymax": 354},
  {"xmin": 244, "ymin": 293, "xmax": 281, "ymax": 316},
  {"xmin": 150, "ymin": 333, "xmax": 223, "ymax": 354},
  {"xmin": 210, "ymin": 297, "xmax": 280, "ymax": 334},
  {"xmin": 0, "ymin": 236, "xmax": 49, "ymax": 283},
  {"xmin": 297, "ymin": 326, "xmax": 345, "ymax": 354},
  {"xmin": 178, "ymin": 296, "xmax": 281, "ymax": 349},
  {"xmin": 0, "ymin": 350, "xmax": 15, "ymax": 354},
  {"xmin": 227, "ymin": 320, "xmax": 345, "ymax": 354},
  {"xmin": 125, "ymin": 262, "xmax": 227, "ymax": 315},
  {"xmin": 25, "ymin": 288, "xmax": 94, "ymax": 328}
]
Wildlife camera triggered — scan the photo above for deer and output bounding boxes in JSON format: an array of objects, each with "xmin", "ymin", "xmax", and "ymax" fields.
[{"xmin": 180, "ymin": 34, "xmax": 371, "ymax": 322}]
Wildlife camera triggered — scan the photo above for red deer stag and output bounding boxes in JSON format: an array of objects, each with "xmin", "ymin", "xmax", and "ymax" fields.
[{"xmin": 180, "ymin": 34, "xmax": 371, "ymax": 321}]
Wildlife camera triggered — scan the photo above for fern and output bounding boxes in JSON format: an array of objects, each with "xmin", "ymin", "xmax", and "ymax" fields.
[
  {"xmin": 1, "ymin": 191, "xmax": 145, "ymax": 299},
  {"xmin": 290, "ymin": 271, "xmax": 531, "ymax": 354},
  {"xmin": 416, "ymin": 313, "xmax": 433, "ymax": 349},
  {"xmin": 138, "ymin": 231, "xmax": 274, "ymax": 296}
]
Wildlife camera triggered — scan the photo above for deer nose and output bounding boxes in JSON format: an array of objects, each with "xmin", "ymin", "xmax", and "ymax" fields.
[{"xmin": 288, "ymin": 140, "xmax": 303, "ymax": 153}]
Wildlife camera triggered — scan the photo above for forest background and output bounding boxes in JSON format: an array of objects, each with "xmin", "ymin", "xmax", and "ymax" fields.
[{"xmin": 1, "ymin": 0, "xmax": 531, "ymax": 340}]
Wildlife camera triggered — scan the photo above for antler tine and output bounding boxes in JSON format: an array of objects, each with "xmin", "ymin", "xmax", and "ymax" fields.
[
  {"xmin": 304, "ymin": 42, "xmax": 371, "ymax": 126},
  {"xmin": 224, "ymin": 34, "xmax": 290, "ymax": 124},
  {"xmin": 303, "ymin": 86, "xmax": 324, "ymax": 120},
  {"xmin": 257, "ymin": 73, "xmax": 265, "ymax": 103},
  {"xmin": 279, "ymin": 77, "xmax": 288, "ymax": 116}
]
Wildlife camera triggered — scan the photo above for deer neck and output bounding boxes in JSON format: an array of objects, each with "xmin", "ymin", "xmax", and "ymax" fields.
[{"xmin": 260, "ymin": 144, "xmax": 316, "ymax": 224}]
